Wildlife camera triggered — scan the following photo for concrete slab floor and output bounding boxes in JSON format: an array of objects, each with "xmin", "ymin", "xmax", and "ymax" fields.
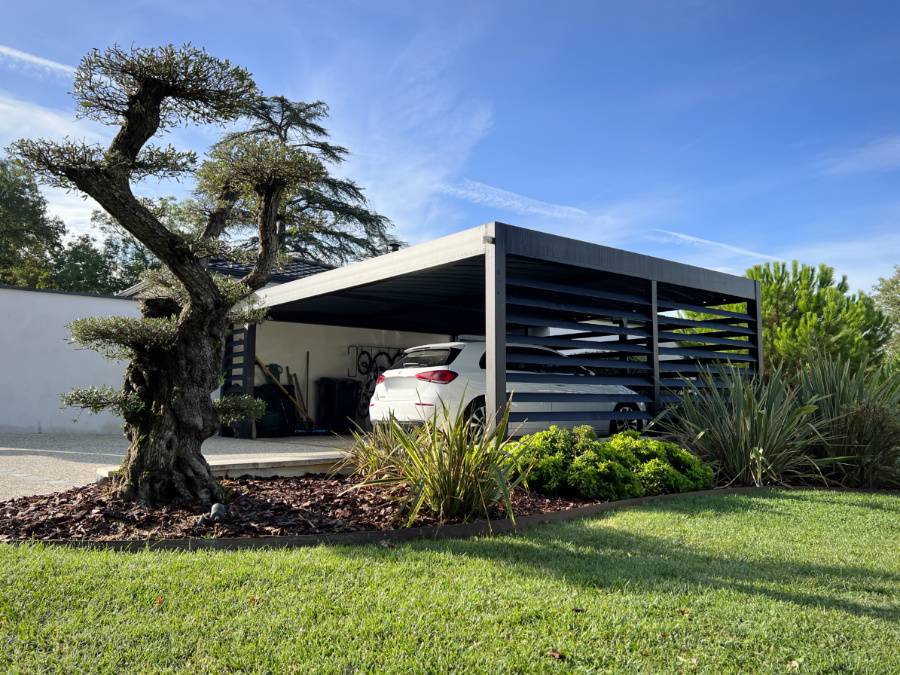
[{"xmin": 0, "ymin": 431, "xmax": 352, "ymax": 501}]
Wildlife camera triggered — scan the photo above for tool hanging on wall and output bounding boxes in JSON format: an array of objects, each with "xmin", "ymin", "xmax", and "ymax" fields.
[
  {"xmin": 255, "ymin": 356, "xmax": 328, "ymax": 436},
  {"xmin": 285, "ymin": 365, "xmax": 312, "ymax": 430}
]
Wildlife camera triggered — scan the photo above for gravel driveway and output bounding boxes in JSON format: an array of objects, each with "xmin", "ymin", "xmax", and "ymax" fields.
[{"xmin": 0, "ymin": 431, "xmax": 350, "ymax": 501}]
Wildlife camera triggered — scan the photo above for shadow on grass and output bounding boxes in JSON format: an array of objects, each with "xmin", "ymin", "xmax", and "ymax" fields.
[
  {"xmin": 757, "ymin": 488, "xmax": 900, "ymax": 514},
  {"xmin": 337, "ymin": 492, "xmax": 900, "ymax": 623}
]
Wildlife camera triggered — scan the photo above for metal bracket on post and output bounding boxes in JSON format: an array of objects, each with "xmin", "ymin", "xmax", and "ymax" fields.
[{"xmin": 484, "ymin": 222, "xmax": 507, "ymax": 432}]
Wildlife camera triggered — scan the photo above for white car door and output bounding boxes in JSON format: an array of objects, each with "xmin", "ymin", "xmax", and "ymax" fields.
[{"xmin": 480, "ymin": 347, "xmax": 554, "ymax": 434}]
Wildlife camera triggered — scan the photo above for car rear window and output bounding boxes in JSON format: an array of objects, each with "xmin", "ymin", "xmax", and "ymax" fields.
[{"xmin": 388, "ymin": 347, "xmax": 461, "ymax": 370}]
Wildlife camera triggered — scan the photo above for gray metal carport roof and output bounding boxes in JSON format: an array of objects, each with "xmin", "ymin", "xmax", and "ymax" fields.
[{"xmin": 253, "ymin": 222, "xmax": 762, "ymax": 429}]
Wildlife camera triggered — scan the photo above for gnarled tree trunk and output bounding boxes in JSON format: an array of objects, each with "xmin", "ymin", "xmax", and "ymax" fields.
[{"xmin": 115, "ymin": 298, "xmax": 229, "ymax": 505}]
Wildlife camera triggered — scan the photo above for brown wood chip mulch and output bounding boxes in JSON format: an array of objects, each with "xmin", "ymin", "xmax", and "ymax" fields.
[{"xmin": 0, "ymin": 475, "xmax": 595, "ymax": 543}]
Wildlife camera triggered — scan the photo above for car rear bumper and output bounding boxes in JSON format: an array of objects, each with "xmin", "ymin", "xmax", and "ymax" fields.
[{"xmin": 369, "ymin": 400, "xmax": 437, "ymax": 423}]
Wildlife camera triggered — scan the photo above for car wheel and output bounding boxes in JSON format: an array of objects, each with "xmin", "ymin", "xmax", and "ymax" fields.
[
  {"xmin": 611, "ymin": 403, "xmax": 642, "ymax": 434},
  {"xmin": 465, "ymin": 398, "xmax": 487, "ymax": 431}
]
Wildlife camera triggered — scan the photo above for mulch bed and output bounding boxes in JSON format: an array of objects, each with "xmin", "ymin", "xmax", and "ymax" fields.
[{"xmin": 0, "ymin": 475, "xmax": 595, "ymax": 543}]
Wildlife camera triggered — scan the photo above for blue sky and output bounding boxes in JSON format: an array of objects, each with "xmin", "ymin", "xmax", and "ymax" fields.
[{"xmin": 1, "ymin": 1, "xmax": 898, "ymax": 291}]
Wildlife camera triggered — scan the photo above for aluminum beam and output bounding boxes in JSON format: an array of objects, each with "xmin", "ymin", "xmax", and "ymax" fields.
[
  {"xmin": 484, "ymin": 222, "xmax": 506, "ymax": 431},
  {"xmin": 502, "ymin": 223, "xmax": 758, "ymax": 299}
]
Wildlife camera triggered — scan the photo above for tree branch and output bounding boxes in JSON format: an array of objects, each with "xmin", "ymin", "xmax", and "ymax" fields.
[{"xmin": 241, "ymin": 183, "xmax": 284, "ymax": 290}]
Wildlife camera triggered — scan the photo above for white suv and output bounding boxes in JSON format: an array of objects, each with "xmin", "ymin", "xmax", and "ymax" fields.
[{"xmin": 368, "ymin": 341, "xmax": 644, "ymax": 435}]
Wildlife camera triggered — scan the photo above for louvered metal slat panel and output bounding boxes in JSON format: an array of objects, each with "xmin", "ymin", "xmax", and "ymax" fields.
[
  {"xmin": 660, "ymin": 378, "xmax": 732, "ymax": 388},
  {"xmin": 511, "ymin": 392, "xmax": 652, "ymax": 403},
  {"xmin": 658, "ymin": 346, "xmax": 754, "ymax": 361},
  {"xmin": 658, "ymin": 331, "xmax": 750, "ymax": 348},
  {"xmin": 507, "ymin": 333, "xmax": 652, "ymax": 355},
  {"xmin": 656, "ymin": 300, "xmax": 753, "ymax": 321},
  {"xmin": 507, "ymin": 373, "xmax": 652, "ymax": 386},
  {"xmin": 506, "ymin": 277, "xmax": 649, "ymax": 306},
  {"xmin": 658, "ymin": 393, "xmax": 683, "ymax": 404},
  {"xmin": 508, "ymin": 312, "xmax": 651, "ymax": 338},
  {"xmin": 657, "ymin": 316, "xmax": 755, "ymax": 335},
  {"xmin": 509, "ymin": 411, "xmax": 653, "ymax": 423},
  {"xmin": 506, "ymin": 294, "xmax": 651, "ymax": 322},
  {"xmin": 659, "ymin": 363, "xmax": 723, "ymax": 374},
  {"xmin": 507, "ymin": 352, "xmax": 652, "ymax": 371}
]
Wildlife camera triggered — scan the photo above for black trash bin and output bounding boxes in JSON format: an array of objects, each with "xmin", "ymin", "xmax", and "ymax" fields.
[
  {"xmin": 315, "ymin": 377, "xmax": 360, "ymax": 432},
  {"xmin": 253, "ymin": 383, "xmax": 299, "ymax": 437}
]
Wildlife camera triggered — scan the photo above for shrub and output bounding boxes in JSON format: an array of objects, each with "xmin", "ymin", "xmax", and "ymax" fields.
[
  {"xmin": 346, "ymin": 401, "xmax": 525, "ymax": 525},
  {"xmin": 509, "ymin": 425, "xmax": 579, "ymax": 495},
  {"xmin": 637, "ymin": 457, "xmax": 691, "ymax": 495},
  {"xmin": 524, "ymin": 451, "xmax": 570, "ymax": 496},
  {"xmin": 797, "ymin": 358, "xmax": 900, "ymax": 488},
  {"xmin": 568, "ymin": 451, "xmax": 644, "ymax": 501},
  {"xmin": 661, "ymin": 441, "xmax": 715, "ymax": 490},
  {"xmin": 656, "ymin": 366, "xmax": 825, "ymax": 487},
  {"xmin": 513, "ymin": 426, "xmax": 713, "ymax": 501},
  {"xmin": 601, "ymin": 431, "xmax": 713, "ymax": 491}
]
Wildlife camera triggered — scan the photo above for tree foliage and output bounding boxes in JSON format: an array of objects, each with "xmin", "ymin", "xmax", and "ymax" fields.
[
  {"xmin": 873, "ymin": 265, "xmax": 900, "ymax": 363},
  {"xmin": 49, "ymin": 235, "xmax": 120, "ymax": 294},
  {"xmin": 6, "ymin": 43, "xmax": 391, "ymax": 505},
  {"xmin": 200, "ymin": 97, "xmax": 397, "ymax": 264},
  {"xmin": 0, "ymin": 158, "xmax": 64, "ymax": 285},
  {"xmin": 748, "ymin": 261, "xmax": 890, "ymax": 372}
]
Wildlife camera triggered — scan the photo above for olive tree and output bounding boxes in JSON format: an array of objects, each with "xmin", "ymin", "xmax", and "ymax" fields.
[{"xmin": 10, "ymin": 45, "xmax": 387, "ymax": 504}]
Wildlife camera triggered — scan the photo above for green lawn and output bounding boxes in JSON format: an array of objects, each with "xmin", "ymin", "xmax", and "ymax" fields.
[{"xmin": 2, "ymin": 490, "xmax": 898, "ymax": 673}]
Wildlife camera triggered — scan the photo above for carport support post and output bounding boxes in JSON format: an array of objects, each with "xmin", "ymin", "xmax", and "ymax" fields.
[
  {"xmin": 750, "ymin": 280, "xmax": 764, "ymax": 375},
  {"xmin": 484, "ymin": 222, "xmax": 507, "ymax": 432},
  {"xmin": 650, "ymin": 280, "xmax": 660, "ymax": 416}
]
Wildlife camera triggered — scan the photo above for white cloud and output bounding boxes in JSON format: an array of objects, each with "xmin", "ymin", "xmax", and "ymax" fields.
[
  {"xmin": 438, "ymin": 178, "xmax": 677, "ymax": 248},
  {"xmin": 650, "ymin": 229, "xmax": 778, "ymax": 261},
  {"xmin": 0, "ymin": 90, "xmax": 101, "ymax": 144},
  {"xmin": 821, "ymin": 134, "xmax": 900, "ymax": 175},
  {"xmin": 299, "ymin": 22, "xmax": 495, "ymax": 243},
  {"xmin": 439, "ymin": 179, "xmax": 589, "ymax": 221},
  {"xmin": 0, "ymin": 91, "xmax": 104, "ymax": 234},
  {"xmin": 640, "ymin": 227, "xmax": 897, "ymax": 293},
  {"xmin": 0, "ymin": 45, "xmax": 75, "ymax": 76},
  {"xmin": 779, "ymin": 231, "xmax": 900, "ymax": 293}
]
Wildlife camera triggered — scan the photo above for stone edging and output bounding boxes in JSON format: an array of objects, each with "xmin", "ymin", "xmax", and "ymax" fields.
[{"xmin": 21, "ymin": 486, "xmax": 772, "ymax": 552}]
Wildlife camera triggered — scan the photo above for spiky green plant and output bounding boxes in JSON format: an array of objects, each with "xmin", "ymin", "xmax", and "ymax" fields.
[
  {"xmin": 655, "ymin": 367, "xmax": 826, "ymax": 487},
  {"xmin": 797, "ymin": 357, "xmax": 900, "ymax": 488},
  {"xmin": 345, "ymin": 401, "xmax": 527, "ymax": 526}
]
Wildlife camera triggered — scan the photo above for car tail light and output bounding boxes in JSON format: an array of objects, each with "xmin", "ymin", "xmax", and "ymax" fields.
[
  {"xmin": 376, "ymin": 374, "xmax": 385, "ymax": 385},
  {"xmin": 415, "ymin": 370, "xmax": 458, "ymax": 384}
]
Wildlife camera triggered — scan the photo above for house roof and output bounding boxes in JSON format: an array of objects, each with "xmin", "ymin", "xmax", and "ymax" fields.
[
  {"xmin": 207, "ymin": 257, "xmax": 334, "ymax": 284},
  {"xmin": 117, "ymin": 256, "xmax": 333, "ymax": 298}
]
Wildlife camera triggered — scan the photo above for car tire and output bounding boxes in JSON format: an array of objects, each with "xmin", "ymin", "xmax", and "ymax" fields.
[
  {"xmin": 465, "ymin": 397, "xmax": 487, "ymax": 430},
  {"xmin": 611, "ymin": 403, "xmax": 643, "ymax": 434}
]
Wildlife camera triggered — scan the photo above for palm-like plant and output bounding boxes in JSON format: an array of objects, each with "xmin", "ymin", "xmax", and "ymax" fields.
[
  {"xmin": 655, "ymin": 367, "xmax": 826, "ymax": 486},
  {"xmin": 797, "ymin": 358, "xmax": 900, "ymax": 488},
  {"xmin": 345, "ymin": 400, "xmax": 527, "ymax": 526}
]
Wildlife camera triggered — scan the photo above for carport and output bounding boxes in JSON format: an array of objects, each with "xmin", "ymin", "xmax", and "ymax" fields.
[{"xmin": 233, "ymin": 222, "xmax": 762, "ymax": 432}]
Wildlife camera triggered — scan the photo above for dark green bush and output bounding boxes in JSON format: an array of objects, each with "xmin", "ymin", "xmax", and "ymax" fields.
[
  {"xmin": 637, "ymin": 457, "xmax": 691, "ymax": 495},
  {"xmin": 525, "ymin": 451, "xmax": 569, "ymax": 496},
  {"xmin": 510, "ymin": 425, "xmax": 577, "ymax": 495},
  {"xmin": 512, "ymin": 426, "xmax": 713, "ymax": 501},
  {"xmin": 568, "ymin": 451, "xmax": 644, "ymax": 500},
  {"xmin": 661, "ymin": 441, "xmax": 715, "ymax": 490}
]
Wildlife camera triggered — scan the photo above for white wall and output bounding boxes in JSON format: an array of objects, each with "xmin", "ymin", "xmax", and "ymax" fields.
[
  {"xmin": 0, "ymin": 287, "xmax": 138, "ymax": 434},
  {"xmin": 255, "ymin": 321, "xmax": 450, "ymax": 419},
  {"xmin": 0, "ymin": 287, "xmax": 451, "ymax": 434}
]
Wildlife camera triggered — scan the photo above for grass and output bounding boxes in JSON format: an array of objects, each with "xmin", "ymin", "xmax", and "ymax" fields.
[{"xmin": 2, "ymin": 490, "xmax": 899, "ymax": 673}]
